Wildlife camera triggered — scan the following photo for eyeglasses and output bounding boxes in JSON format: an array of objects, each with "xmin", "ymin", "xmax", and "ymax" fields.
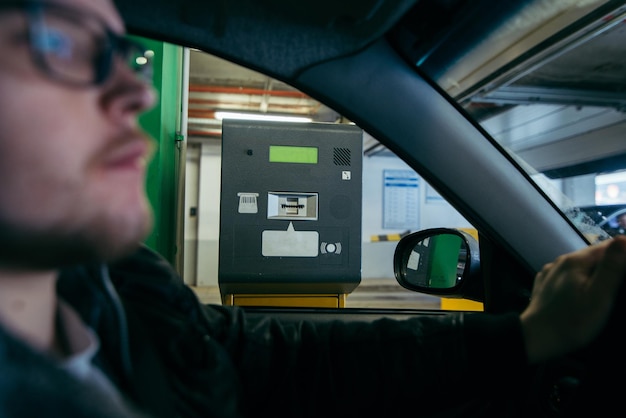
[{"xmin": 0, "ymin": 1, "xmax": 153, "ymax": 86}]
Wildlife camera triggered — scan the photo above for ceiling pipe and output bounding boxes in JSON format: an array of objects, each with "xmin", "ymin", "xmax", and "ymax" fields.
[
  {"xmin": 189, "ymin": 84, "xmax": 311, "ymax": 98},
  {"xmin": 188, "ymin": 105, "xmax": 317, "ymax": 117},
  {"xmin": 187, "ymin": 85, "xmax": 323, "ymax": 133},
  {"xmin": 188, "ymin": 128, "xmax": 222, "ymax": 137}
]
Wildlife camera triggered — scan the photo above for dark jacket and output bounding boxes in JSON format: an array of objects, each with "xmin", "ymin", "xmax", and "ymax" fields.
[
  {"xmin": 0, "ymin": 319, "xmax": 150, "ymax": 418},
  {"xmin": 51, "ymin": 245, "xmax": 528, "ymax": 418}
]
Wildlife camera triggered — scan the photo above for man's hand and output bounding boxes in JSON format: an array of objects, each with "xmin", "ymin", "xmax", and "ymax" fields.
[{"xmin": 521, "ymin": 236, "xmax": 626, "ymax": 364}]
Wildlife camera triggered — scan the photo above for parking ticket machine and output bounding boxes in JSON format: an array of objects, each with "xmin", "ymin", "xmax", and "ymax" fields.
[{"xmin": 218, "ymin": 120, "xmax": 363, "ymax": 307}]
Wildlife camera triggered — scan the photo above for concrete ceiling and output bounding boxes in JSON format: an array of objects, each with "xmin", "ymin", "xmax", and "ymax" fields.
[
  {"xmin": 187, "ymin": 51, "xmax": 341, "ymax": 138},
  {"xmin": 185, "ymin": 0, "xmax": 626, "ymax": 171}
]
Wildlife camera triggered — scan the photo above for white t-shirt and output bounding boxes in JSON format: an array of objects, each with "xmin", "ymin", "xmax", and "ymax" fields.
[{"xmin": 57, "ymin": 300, "xmax": 128, "ymax": 408}]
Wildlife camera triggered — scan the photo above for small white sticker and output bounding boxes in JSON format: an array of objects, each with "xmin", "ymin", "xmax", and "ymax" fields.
[{"xmin": 342, "ymin": 171, "xmax": 351, "ymax": 180}]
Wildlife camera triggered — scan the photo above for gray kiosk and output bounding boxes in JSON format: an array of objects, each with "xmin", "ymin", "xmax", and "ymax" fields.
[{"xmin": 219, "ymin": 120, "xmax": 363, "ymax": 307}]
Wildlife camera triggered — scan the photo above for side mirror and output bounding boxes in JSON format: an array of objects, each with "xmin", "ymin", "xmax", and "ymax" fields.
[{"xmin": 393, "ymin": 228, "xmax": 482, "ymax": 301}]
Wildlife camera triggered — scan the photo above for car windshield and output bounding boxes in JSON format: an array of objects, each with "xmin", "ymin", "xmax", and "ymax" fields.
[
  {"xmin": 394, "ymin": 0, "xmax": 626, "ymax": 244},
  {"xmin": 169, "ymin": 0, "xmax": 626, "ymax": 309}
]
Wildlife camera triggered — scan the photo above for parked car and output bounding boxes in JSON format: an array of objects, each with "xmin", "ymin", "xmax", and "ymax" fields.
[
  {"xmin": 577, "ymin": 204, "xmax": 626, "ymax": 236},
  {"xmin": 115, "ymin": 0, "xmax": 626, "ymax": 415}
]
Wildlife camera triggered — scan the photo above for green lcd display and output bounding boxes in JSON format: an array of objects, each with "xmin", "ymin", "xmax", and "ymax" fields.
[{"xmin": 269, "ymin": 145, "xmax": 318, "ymax": 164}]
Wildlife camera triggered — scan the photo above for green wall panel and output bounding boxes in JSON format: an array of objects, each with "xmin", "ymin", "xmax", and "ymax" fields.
[{"xmin": 136, "ymin": 38, "xmax": 183, "ymax": 264}]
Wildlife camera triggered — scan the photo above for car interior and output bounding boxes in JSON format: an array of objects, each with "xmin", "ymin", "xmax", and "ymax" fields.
[{"xmin": 112, "ymin": 0, "xmax": 626, "ymax": 415}]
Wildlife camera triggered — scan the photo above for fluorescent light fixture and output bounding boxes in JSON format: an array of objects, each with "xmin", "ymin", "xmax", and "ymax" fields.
[{"xmin": 214, "ymin": 111, "xmax": 312, "ymax": 123}]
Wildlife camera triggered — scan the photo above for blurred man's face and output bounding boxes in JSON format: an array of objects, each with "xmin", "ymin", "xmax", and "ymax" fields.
[{"xmin": 0, "ymin": 0, "xmax": 156, "ymax": 268}]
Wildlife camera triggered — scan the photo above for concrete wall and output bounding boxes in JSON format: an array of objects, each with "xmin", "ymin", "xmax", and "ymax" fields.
[
  {"xmin": 188, "ymin": 141, "xmax": 221, "ymax": 286},
  {"xmin": 361, "ymin": 155, "xmax": 472, "ymax": 280}
]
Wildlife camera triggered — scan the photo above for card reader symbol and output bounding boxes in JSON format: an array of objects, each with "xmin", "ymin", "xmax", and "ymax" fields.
[{"xmin": 320, "ymin": 242, "xmax": 342, "ymax": 254}]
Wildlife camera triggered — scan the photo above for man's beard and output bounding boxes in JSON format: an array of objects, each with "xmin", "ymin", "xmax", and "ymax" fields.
[{"xmin": 0, "ymin": 216, "xmax": 151, "ymax": 270}]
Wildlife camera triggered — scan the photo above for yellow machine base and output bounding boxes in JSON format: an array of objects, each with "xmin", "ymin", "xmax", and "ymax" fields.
[{"xmin": 222, "ymin": 293, "xmax": 347, "ymax": 308}]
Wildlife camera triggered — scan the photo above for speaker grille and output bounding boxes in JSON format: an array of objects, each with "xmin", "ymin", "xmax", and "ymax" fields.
[{"xmin": 333, "ymin": 148, "xmax": 351, "ymax": 166}]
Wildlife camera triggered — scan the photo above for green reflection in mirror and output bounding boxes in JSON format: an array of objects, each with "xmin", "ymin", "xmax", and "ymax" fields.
[{"xmin": 405, "ymin": 233, "xmax": 464, "ymax": 289}]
